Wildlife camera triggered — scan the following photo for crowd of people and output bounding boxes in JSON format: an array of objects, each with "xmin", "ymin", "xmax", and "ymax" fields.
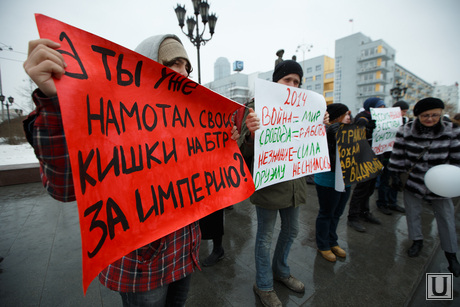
[{"xmin": 21, "ymin": 32, "xmax": 460, "ymax": 307}]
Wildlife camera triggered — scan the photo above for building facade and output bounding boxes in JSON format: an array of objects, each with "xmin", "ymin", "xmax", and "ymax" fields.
[
  {"xmin": 433, "ymin": 83, "xmax": 459, "ymax": 113},
  {"xmin": 299, "ymin": 56, "xmax": 335, "ymax": 105},
  {"xmin": 392, "ymin": 64, "xmax": 433, "ymax": 114},
  {"xmin": 206, "ymin": 72, "xmax": 251, "ymax": 104},
  {"xmin": 334, "ymin": 32, "xmax": 395, "ymax": 113}
]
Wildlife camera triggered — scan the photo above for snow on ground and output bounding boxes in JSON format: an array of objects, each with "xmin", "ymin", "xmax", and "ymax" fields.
[{"xmin": 0, "ymin": 143, "xmax": 39, "ymax": 166}]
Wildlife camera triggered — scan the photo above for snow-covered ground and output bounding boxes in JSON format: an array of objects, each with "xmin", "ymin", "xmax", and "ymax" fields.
[{"xmin": 0, "ymin": 143, "xmax": 39, "ymax": 166}]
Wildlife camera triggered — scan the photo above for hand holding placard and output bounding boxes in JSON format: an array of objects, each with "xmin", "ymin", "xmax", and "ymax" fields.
[{"xmin": 253, "ymin": 79, "xmax": 330, "ymax": 190}]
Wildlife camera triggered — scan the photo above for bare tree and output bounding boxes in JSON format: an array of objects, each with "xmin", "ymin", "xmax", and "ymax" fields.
[{"xmin": 17, "ymin": 78, "xmax": 36, "ymax": 113}]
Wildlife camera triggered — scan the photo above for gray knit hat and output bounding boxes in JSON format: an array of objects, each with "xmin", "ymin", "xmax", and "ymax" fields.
[{"xmin": 135, "ymin": 34, "xmax": 190, "ymax": 66}]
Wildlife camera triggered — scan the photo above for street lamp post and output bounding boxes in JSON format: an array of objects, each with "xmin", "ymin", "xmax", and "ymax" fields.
[
  {"xmin": 296, "ymin": 43, "xmax": 313, "ymax": 87},
  {"xmin": 0, "ymin": 95, "xmax": 14, "ymax": 123},
  {"xmin": 0, "ymin": 95, "xmax": 13, "ymax": 142},
  {"xmin": 390, "ymin": 80, "xmax": 407, "ymax": 102},
  {"xmin": 0, "ymin": 43, "xmax": 13, "ymax": 121},
  {"xmin": 174, "ymin": 0, "xmax": 217, "ymax": 84}
]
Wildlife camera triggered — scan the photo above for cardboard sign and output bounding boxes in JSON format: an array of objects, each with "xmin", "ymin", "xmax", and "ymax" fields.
[
  {"xmin": 35, "ymin": 14, "xmax": 255, "ymax": 293},
  {"xmin": 253, "ymin": 79, "xmax": 329, "ymax": 190},
  {"xmin": 336, "ymin": 124, "xmax": 383, "ymax": 185},
  {"xmin": 371, "ymin": 107, "xmax": 403, "ymax": 155}
]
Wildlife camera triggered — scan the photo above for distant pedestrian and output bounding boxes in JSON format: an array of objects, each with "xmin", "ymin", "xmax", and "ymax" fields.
[
  {"xmin": 347, "ymin": 97, "xmax": 385, "ymax": 232},
  {"xmin": 376, "ymin": 100, "xmax": 409, "ymax": 215}
]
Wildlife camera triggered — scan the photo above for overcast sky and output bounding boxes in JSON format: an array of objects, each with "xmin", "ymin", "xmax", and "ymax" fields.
[{"xmin": 1, "ymin": 0, "xmax": 459, "ymax": 112}]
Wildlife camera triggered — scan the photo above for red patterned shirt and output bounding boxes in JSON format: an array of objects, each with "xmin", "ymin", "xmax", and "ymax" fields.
[{"xmin": 24, "ymin": 89, "xmax": 201, "ymax": 292}]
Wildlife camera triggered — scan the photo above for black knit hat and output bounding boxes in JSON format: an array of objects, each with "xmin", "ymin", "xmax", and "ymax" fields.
[
  {"xmin": 393, "ymin": 100, "xmax": 409, "ymax": 110},
  {"xmin": 413, "ymin": 97, "xmax": 444, "ymax": 116},
  {"xmin": 327, "ymin": 103, "xmax": 349, "ymax": 122},
  {"xmin": 272, "ymin": 60, "xmax": 303, "ymax": 83}
]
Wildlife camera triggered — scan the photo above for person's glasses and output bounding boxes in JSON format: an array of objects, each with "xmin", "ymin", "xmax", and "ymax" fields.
[{"xmin": 420, "ymin": 113, "xmax": 441, "ymax": 119}]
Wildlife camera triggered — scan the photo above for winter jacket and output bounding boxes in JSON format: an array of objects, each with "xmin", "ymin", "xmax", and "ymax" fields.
[{"xmin": 388, "ymin": 119, "xmax": 460, "ymax": 200}]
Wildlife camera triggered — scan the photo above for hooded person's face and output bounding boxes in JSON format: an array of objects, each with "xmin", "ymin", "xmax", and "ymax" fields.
[{"xmin": 167, "ymin": 58, "xmax": 189, "ymax": 77}]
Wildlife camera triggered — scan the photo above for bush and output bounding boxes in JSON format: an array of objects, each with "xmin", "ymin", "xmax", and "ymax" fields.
[{"xmin": 0, "ymin": 116, "xmax": 27, "ymax": 145}]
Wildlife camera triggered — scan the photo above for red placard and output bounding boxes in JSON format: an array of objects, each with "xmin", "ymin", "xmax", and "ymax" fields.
[{"xmin": 35, "ymin": 14, "xmax": 254, "ymax": 294}]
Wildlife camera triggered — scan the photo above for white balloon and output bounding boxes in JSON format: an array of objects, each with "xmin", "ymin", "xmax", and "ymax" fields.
[{"xmin": 424, "ymin": 164, "xmax": 460, "ymax": 198}]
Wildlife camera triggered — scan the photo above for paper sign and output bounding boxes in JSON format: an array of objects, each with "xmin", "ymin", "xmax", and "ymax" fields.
[
  {"xmin": 371, "ymin": 107, "xmax": 403, "ymax": 155},
  {"xmin": 35, "ymin": 14, "xmax": 255, "ymax": 293},
  {"xmin": 253, "ymin": 79, "xmax": 329, "ymax": 190},
  {"xmin": 336, "ymin": 124, "xmax": 383, "ymax": 185}
]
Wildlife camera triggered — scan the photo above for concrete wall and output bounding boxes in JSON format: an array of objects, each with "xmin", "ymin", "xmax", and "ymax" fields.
[{"xmin": 0, "ymin": 163, "xmax": 41, "ymax": 186}]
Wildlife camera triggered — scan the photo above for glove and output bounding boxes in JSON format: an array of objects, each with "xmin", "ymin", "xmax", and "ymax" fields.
[
  {"xmin": 327, "ymin": 123, "xmax": 340, "ymax": 136},
  {"xmin": 390, "ymin": 171, "xmax": 403, "ymax": 192},
  {"xmin": 366, "ymin": 119, "xmax": 376, "ymax": 130}
]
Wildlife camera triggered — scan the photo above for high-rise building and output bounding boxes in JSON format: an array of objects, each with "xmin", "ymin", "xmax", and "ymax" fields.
[
  {"xmin": 214, "ymin": 57, "xmax": 231, "ymax": 80},
  {"xmin": 334, "ymin": 32, "xmax": 395, "ymax": 113}
]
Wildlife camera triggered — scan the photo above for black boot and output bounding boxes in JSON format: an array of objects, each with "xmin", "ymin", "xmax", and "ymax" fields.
[
  {"xmin": 445, "ymin": 252, "xmax": 460, "ymax": 277},
  {"xmin": 202, "ymin": 246, "xmax": 224, "ymax": 267},
  {"xmin": 361, "ymin": 211, "xmax": 381, "ymax": 225},
  {"xmin": 407, "ymin": 240, "xmax": 423, "ymax": 257}
]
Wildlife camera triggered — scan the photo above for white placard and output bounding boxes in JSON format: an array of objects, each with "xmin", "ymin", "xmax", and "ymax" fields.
[
  {"xmin": 371, "ymin": 107, "xmax": 403, "ymax": 155},
  {"xmin": 253, "ymin": 78, "xmax": 329, "ymax": 190}
]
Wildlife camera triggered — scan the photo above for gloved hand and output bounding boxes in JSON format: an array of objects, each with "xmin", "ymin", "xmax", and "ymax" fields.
[
  {"xmin": 327, "ymin": 123, "xmax": 340, "ymax": 136},
  {"xmin": 390, "ymin": 171, "xmax": 403, "ymax": 192},
  {"xmin": 366, "ymin": 119, "xmax": 376, "ymax": 130}
]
